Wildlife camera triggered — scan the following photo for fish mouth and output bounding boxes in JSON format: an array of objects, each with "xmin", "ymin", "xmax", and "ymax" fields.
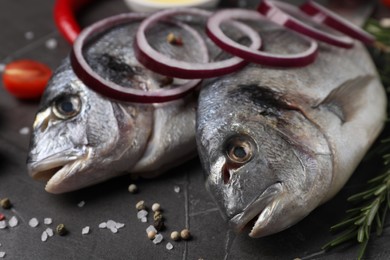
[
  {"xmin": 229, "ymin": 182, "xmax": 283, "ymax": 237},
  {"xmin": 28, "ymin": 147, "xmax": 90, "ymax": 190}
]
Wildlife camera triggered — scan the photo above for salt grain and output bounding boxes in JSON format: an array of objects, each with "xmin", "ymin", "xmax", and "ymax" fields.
[
  {"xmin": 8, "ymin": 216, "xmax": 18, "ymax": 227},
  {"xmin": 0, "ymin": 252, "xmax": 5, "ymax": 258},
  {"xmin": 146, "ymin": 225, "xmax": 157, "ymax": 234},
  {"xmin": 174, "ymin": 186, "xmax": 180, "ymax": 193},
  {"xmin": 166, "ymin": 242, "xmax": 173, "ymax": 250},
  {"xmin": 98, "ymin": 222, "xmax": 107, "ymax": 229},
  {"xmin": 153, "ymin": 234, "xmax": 163, "ymax": 244},
  {"xmin": 0, "ymin": 64, "xmax": 5, "ymax": 73},
  {"xmin": 141, "ymin": 217, "xmax": 147, "ymax": 223},
  {"xmin": 41, "ymin": 231, "xmax": 48, "ymax": 242},
  {"xmin": 24, "ymin": 31, "xmax": 34, "ymax": 40},
  {"xmin": 28, "ymin": 218, "xmax": 39, "ymax": 228},
  {"xmin": 82, "ymin": 226, "xmax": 90, "ymax": 235},
  {"xmin": 110, "ymin": 227, "xmax": 118, "ymax": 233},
  {"xmin": 0, "ymin": 221, "xmax": 6, "ymax": 229},
  {"xmin": 45, "ymin": 38, "xmax": 58, "ymax": 49},
  {"xmin": 46, "ymin": 228, "xmax": 54, "ymax": 237},
  {"xmin": 106, "ymin": 220, "xmax": 116, "ymax": 229},
  {"xmin": 115, "ymin": 222, "xmax": 125, "ymax": 229},
  {"xmin": 19, "ymin": 127, "xmax": 30, "ymax": 135},
  {"xmin": 44, "ymin": 218, "xmax": 52, "ymax": 225},
  {"xmin": 77, "ymin": 201, "xmax": 85, "ymax": 208},
  {"xmin": 137, "ymin": 210, "xmax": 148, "ymax": 219}
]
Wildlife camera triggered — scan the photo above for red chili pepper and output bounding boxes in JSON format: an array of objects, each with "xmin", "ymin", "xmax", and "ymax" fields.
[
  {"xmin": 0, "ymin": 213, "xmax": 5, "ymax": 221},
  {"xmin": 54, "ymin": 0, "xmax": 95, "ymax": 44}
]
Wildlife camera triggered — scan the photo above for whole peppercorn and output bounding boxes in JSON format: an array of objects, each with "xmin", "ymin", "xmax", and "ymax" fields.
[
  {"xmin": 0, "ymin": 198, "xmax": 12, "ymax": 209},
  {"xmin": 56, "ymin": 224, "xmax": 68, "ymax": 236},
  {"xmin": 135, "ymin": 200, "xmax": 145, "ymax": 211},
  {"xmin": 153, "ymin": 211, "xmax": 163, "ymax": 221},
  {"xmin": 180, "ymin": 229, "xmax": 191, "ymax": 240},
  {"xmin": 151, "ymin": 203, "xmax": 161, "ymax": 212},
  {"xmin": 128, "ymin": 184, "xmax": 138, "ymax": 194},
  {"xmin": 170, "ymin": 231, "xmax": 180, "ymax": 241},
  {"xmin": 147, "ymin": 230, "xmax": 156, "ymax": 240},
  {"xmin": 153, "ymin": 219, "xmax": 165, "ymax": 231}
]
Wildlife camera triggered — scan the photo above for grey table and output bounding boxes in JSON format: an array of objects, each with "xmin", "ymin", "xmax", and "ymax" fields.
[{"xmin": 0, "ymin": 0, "xmax": 389, "ymax": 259}]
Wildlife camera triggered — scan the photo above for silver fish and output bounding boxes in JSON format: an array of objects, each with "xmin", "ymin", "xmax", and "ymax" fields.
[
  {"xmin": 196, "ymin": 24, "xmax": 387, "ymax": 237},
  {"xmin": 27, "ymin": 21, "xmax": 200, "ymax": 194}
]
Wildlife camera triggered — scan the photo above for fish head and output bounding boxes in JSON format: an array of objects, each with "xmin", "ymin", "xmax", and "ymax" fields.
[
  {"xmin": 197, "ymin": 76, "xmax": 332, "ymax": 238},
  {"xmin": 27, "ymin": 57, "xmax": 154, "ymax": 194}
]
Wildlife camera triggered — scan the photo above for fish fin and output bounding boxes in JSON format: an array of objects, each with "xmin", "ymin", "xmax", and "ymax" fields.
[{"xmin": 314, "ymin": 76, "xmax": 374, "ymax": 123}]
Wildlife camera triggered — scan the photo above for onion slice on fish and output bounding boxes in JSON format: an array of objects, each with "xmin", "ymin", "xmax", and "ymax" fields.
[
  {"xmin": 71, "ymin": 13, "xmax": 202, "ymax": 103},
  {"xmin": 206, "ymin": 9, "xmax": 318, "ymax": 67},
  {"xmin": 134, "ymin": 8, "xmax": 262, "ymax": 79},
  {"xmin": 299, "ymin": 0, "xmax": 375, "ymax": 45},
  {"xmin": 258, "ymin": 0, "xmax": 354, "ymax": 48}
]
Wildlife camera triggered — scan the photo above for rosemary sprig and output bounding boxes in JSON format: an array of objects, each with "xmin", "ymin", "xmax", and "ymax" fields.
[{"xmin": 323, "ymin": 18, "xmax": 390, "ymax": 260}]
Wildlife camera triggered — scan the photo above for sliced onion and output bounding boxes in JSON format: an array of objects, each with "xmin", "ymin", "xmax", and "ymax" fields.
[
  {"xmin": 135, "ymin": 8, "xmax": 262, "ymax": 79},
  {"xmin": 300, "ymin": 0, "xmax": 375, "ymax": 45},
  {"xmin": 207, "ymin": 9, "xmax": 318, "ymax": 67},
  {"xmin": 71, "ymin": 13, "xmax": 203, "ymax": 103},
  {"xmin": 258, "ymin": 0, "xmax": 354, "ymax": 48}
]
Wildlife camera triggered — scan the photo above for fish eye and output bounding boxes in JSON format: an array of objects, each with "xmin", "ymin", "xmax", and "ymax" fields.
[
  {"xmin": 52, "ymin": 95, "xmax": 81, "ymax": 119},
  {"xmin": 225, "ymin": 135, "xmax": 254, "ymax": 165}
]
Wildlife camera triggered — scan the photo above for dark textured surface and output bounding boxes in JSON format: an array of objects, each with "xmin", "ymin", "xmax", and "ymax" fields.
[{"xmin": 0, "ymin": 0, "xmax": 389, "ymax": 259}]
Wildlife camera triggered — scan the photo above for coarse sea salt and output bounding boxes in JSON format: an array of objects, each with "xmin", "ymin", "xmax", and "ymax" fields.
[
  {"xmin": 41, "ymin": 231, "xmax": 48, "ymax": 242},
  {"xmin": 29, "ymin": 218, "xmax": 39, "ymax": 228},
  {"xmin": 106, "ymin": 220, "xmax": 116, "ymax": 229},
  {"xmin": 0, "ymin": 252, "xmax": 5, "ymax": 258},
  {"xmin": 24, "ymin": 31, "xmax": 34, "ymax": 40},
  {"xmin": 44, "ymin": 218, "xmax": 52, "ymax": 225},
  {"xmin": 141, "ymin": 217, "xmax": 147, "ymax": 223},
  {"xmin": 77, "ymin": 201, "xmax": 85, "ymax": 208},
  {"xmin": 153, "ymin": 234, "xmax": 163, "ymax": 244},
  {"xmin": 19, "ymin": 127, "xmax": 30, "ymax": 135},
  {"xmin": 166, "ymin": 242, "xmax": 174, "ymax": 250},
  {"xmin": 45, "ymin": 38, "xmax": 58, "ymax": 49},
  {"xmin": 0, "ymin": 221, "xmax": 6, "ymax": 229},
  {"xmin": 46, "ymin": 228, "xmax": 54, "ymax": 237},
  {"xmin": 8, "ymin": 216, "xmax": 18, "ymax": 227},
  {"xmin": 137, "ymin": 210, "xmax": 148, "ymax": 219},
  {"xmin": 174, "ymin": 186, "xmax": 181, "ymax": 193},
  {"xmin": 146, "ymin": 225, "xmax": 157, "ymax": 234},
  {"xmin": 82, "ymin": 226, "xmax": 90, "ymax": 235},
  {"xmin": 98, "ymin": 222, "xmax": 107, "ymax": 229}
]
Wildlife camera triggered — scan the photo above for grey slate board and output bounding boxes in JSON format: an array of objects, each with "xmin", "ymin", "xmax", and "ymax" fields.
[{"xmin": 0, "ymin": 0, "xmax": 389, "ymax": 259}]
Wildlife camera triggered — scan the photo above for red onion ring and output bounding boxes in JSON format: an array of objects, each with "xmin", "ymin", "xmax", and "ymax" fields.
[
  {"xmin": 258, "ymin": 0, "xmax": 354, "ymax": 48},
  {"xmin": 207, "ymin": 9, "xmax": 318, "ymax": 67},
  {"xmin": 71, "ymin": 13, "xmax": 202, "ymax": 103},
  {"xmin": 134, "ymin": 8, "xmax": 262, "ymax": 79},
  {"xmin": 300, "ymin": 0, "xmax": 375, "ymax": 45}
]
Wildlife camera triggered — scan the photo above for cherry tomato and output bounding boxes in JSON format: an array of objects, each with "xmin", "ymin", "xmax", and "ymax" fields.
[{"xmin": 2, "ymin": 60, "xmax": 52, "ymax": 99}]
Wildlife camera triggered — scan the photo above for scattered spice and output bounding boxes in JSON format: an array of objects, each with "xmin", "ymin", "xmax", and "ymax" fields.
[
  {"xmin": 153, "ymin": 233, "xmax": 164, "ymax": 244},
  {"xmin": 166, "ymin": 242, "xmax": 174, "ymax": 250},
  {"xmin": 19, "ymin": 127, "xmax": 30, "ymax": 135},
  {"xmin": 44, "ymin": 218, "xmax": 52, "ymax": 225},
  {"xmin": 153, "ymin": 219, "xmax": 165, "ymax": 231},
  {"xmin": 82, "ymin": 226, "xmax": 90, "ymax": 235},
  {"xmin": 128, "ymin": 184, "xmax": 138, "ymax": 194},
  {"xmin": 170, "ymin": 231, "xmax": 180, "ymax": 241},
  {"xmin": 180, "ymin": 229, "xmax": 191, "ymax": 240},
  {"xmin": 56, "ymin": 224, "xmax": 68, "ymax": 236},
  {"xmin": 77, "ymin": 201, "xmax": 85, "ymax": 208},
  {"xmin": 0, "ymin": 198, "xmax": 12, "ymax": 209},
  {"xmin": 28, "ymin": 218, "xmax": 39, "ymax": 228},
  {"xmin": 45, "ymin": 228, "xmax": 54, "ymax": 237},
  {"xmin": 0, "ymin": 251, "xmax": 5, "ymax": 258},
  {"xmin": 24, "ymin": 31, "xmax": 34, "ymax": 40},
  {"xmin": 0, "ymin": 214, "xmax": 4, "ymax": 221},
  {"xmin": 136, "ymin": 200, "xmax": 146, "ymax": 211},
  {"xmin": 0, "ymin": 221, "xmax": 6, "ymax": 229},
  {"xmin": 166, "ymin": 32, "xmax": 183, "ymax": 46},
  {"xmin": 147, "ymin": 230, "xmax": 157, "ymax": 240},
  {"xmin": 174, "ymin": 186, "xmax": 181, "ymax": 193},
  {"xmin": 151, "ymin": 203, "xmax": 161, "ymax": 212},
  {"xmin": 153, "ymin": 211, "xmax": 163, "ymax": 221},
  {"xmin": 8, "ymin": 216, "xmax": 18, "ymax": 227},
  {"xmin": 45, "ymin": 38, "xmax": 58, "ymax": 50}
]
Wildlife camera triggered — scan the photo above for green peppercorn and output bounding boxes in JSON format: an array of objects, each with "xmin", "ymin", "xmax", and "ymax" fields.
[
  {"xmin": 0, "ymin": 198, "xmax": 12, "ymax": 209},
  {"xmin": 56, "ymin": 224, "xmax": 68, "ymax": 236}
]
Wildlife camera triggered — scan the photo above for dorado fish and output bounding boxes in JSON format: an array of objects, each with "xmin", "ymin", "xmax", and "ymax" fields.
[
  {"xmin": 27, "ymin": 21, "xmax": 201, "ymax": 194},
  {"xmin": 196, "ymin": 22, "xmax": 387, "ymax": 237}
]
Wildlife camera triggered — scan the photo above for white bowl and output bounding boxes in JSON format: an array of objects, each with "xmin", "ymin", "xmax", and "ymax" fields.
[{"xmin": 124, "ymin": 0, "xmax": 220, "ymax": 12}]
